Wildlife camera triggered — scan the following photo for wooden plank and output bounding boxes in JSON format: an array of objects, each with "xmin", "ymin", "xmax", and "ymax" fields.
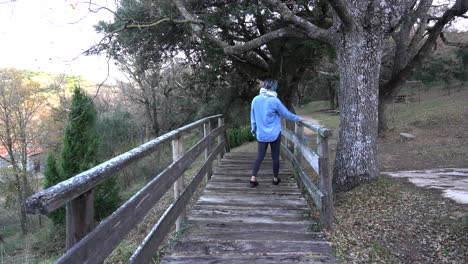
[
  {"xmin": 189, "ymin": 208, "xmax": 308, "ymax": 220},
  {"xmin": 187, "ymin": 219, "xmax": 312, "ymax": 233},
  {"xmin": 172, "ymin": 135, "xmax": 185, "ymax": 232},
  {"xmin": 25, "ymin": 114, "xmax": 223, "ymax": 215},
  {"xmin": 281, "ymin": 145, "xmax": 323, "ymax": 210},
  {"xmin": 127, "ymin": 140, "xmax": 226, "ymax": 264},
  {"xmin": 188, "ymin": 215, "xmax": 309, "ymax": 226},
  {"xmin": 162, "ymin": 254, "xmax": 336, "ymax": 264},
  {"xmin": 190, "ymin": 204, "xmax": 309, "ymax": 213},
  {"xmin": 198, "ymin": 192, "xmax": 304, "ymax": 200},
  {"xmin": 205, "ymin": 182, "xmax": 298, "ymax": 189},
  {"xmin": 196, "ymin": 196, "xmax": 308, "ymax": 209},
  {"xmin": 204, "ymin": 121, "xmax": 212, "ymax": 180},
  {"xmin": 282, "ymin": 128, "xmax": 320, "ymax": 173},
  {"xmin": 183, "ymin": 229, "xmax": 324, "ymax": 241},
  {"xmin": 53, "ymin": 128, "xmax": 223, "ymax": 264},
  {"xmin": 318, "ymin": 135, "xmax": 333, "ymax": 230},
  {"xmin": 294, "ymin": 122, "xmax": 304, "ymax": 166},
  {"xmin": 208, "ymin": 176, "xmax": 295, "ymax": 184},
  {"xmin": 203, "ymin": 188, "xmax": 301, "ymax": 195},
  {"xmin": 65, "ymin": 190, "xmax": 94, "ymax": 250},
  {"xmin": 214, "ymin": 169, "xmax": 291, "ymax": 174},
  {"xmin": 171, "ymin": 240, "xmax": 333, "ymax": 255},
  {"xmin": 217, "ymin": 117, "xmax": 224, "ymax": 163},
  {"xmin": 299, "ymin": 120, "xmax": 332, "ymax": 138}
]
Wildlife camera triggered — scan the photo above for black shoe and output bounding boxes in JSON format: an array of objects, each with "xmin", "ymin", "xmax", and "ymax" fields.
[
  {"xmin": 272, "ymin": 177, "xmax": 281, "ymax": 185},
  {"xmin": 250, "ymin": 180, "xmax": 259, "ymax": 188}
]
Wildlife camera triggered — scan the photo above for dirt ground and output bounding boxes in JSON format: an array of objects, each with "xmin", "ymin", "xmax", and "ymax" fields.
[{"xmin": 300, "ymin": 87, "xmax": 468, "ymax": 263}]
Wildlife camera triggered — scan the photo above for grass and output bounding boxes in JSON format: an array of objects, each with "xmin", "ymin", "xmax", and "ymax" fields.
[
  {"xmin": 296, "ymin": 87, "xmax": 468, "ymax": 263},
  {"xmin": 297, "ymin": 100, "xmax": 330, "ymax": 114},
  {"xmin": 0, "ymin": 130, "xmax": 212, "ymax": 263},
  {"xmin": 0, "ymin": 218, "xmax": 65, "ymax": 264},
  {"xmin": 325, "ymin": 177, "xmax": 467, "ymax": 263}
]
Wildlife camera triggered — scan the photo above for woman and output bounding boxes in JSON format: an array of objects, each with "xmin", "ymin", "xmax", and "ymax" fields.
[{"xmin": 250, "ymin": 79, "xmax": 303, "ymax": 187}]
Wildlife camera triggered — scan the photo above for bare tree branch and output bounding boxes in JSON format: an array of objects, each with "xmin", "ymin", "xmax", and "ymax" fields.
[
  {"xmin": 440, "ymin": 32, "xmax": 468, "ymax": 47},
  {"xmin": 381, "ymin": 0, "xmax": 468, "ymax": 100},
  {"xmin": 261, "ymin": 0, "xmax": 335, "ymax": 43},
  {"xmin": 326, "ymin": 0, "xmax": 356, "ymax": 30},
  {"xmin": 224, "ymin": 27, "xmax": 308, "ymax": 55},
  {"xmin": 174, "ymin": 0, "xmax": 271, "ymax": 70}
]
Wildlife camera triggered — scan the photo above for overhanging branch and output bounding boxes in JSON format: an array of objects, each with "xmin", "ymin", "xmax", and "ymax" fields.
[
  {"xmin": 261, "ymin": 0, "xmax": 335, "ymax": 43},
  {"xmin": 440, "ymin": 32, "xmax": 468, "ymax": 48},
  {"xmin": 224, "ymin": 27, "xmax": 308, "ymax": 54},
  {"xmin": 326, "ymin": 0, "xmax": 356, "ymax": 31}
]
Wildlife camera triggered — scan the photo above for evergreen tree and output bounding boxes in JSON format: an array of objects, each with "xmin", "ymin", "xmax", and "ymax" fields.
[
  {"xmin": 45, "ymin": 88, "xmax": 119, "ymax": 225},
  {"xmin": 43, "ymin": 153, "xmax": 64, "ymax": 225}
]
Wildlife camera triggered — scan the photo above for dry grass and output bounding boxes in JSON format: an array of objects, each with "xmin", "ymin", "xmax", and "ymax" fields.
[
  {"xmin": 305, "ymin": 86, "xmax": 468, "ymax": 263},
  {"xmin": 326, "ymin": 177, "xmax": 467, "ymax": 264}
]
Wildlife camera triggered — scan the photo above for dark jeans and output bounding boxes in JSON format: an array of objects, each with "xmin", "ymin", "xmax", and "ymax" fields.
[{"xmin": 252, "ymin": 133, "xmax": 281, "ymax": 178}]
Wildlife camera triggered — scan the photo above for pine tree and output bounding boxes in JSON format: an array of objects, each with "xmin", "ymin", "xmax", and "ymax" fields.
[
  {"xmin": 43, "ymin": 153, "xmax": 64, "ymax": 225},
  {"xmin": 45, "ymin": 87, "xmax": 119, "ymax": 225}
]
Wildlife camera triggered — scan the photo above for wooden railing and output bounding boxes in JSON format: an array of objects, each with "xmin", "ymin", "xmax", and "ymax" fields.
[
  {"xmin": 25, "ymin": 114, "xmax": 229, "ymax": 264},
  {"xmin": 280, "ymin": 120, "xmax": 333, "ymax": 229}
]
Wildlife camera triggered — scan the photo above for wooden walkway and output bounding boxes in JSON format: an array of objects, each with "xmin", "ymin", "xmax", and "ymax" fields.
[{"xmin": 161, "ymin": 152, "xmax": 336, "ymax": 263}]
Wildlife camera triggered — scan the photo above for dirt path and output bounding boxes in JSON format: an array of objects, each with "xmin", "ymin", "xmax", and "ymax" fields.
[
  {"xmin": 301, "ymin": 114, "xmax": 322, "ymax": 137},
  {"xmin": 383, "ymin": 168, "xmax": 468, "ymax": 204}
]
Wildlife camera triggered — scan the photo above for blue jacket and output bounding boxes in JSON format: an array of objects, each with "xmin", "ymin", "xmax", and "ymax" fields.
[{"xmin": 251, "ymin": 95, "xmax": 301, "ymax": 142}]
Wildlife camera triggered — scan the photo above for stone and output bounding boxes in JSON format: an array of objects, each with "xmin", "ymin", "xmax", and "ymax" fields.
[{"xmin": 399, "ymin": 133, "xmax": 416, "ymax": 142}]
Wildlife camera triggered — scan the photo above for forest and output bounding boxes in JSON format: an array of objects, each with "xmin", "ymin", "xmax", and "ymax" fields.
[{"xmin": 0, "ymin": 0, "xmax": 467, "ymax": 263}]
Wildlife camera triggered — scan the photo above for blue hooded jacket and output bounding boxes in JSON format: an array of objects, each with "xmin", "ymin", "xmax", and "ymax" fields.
[{"xmin": 251, "ymin": 95, "xmax": 301, "ymax": 142}]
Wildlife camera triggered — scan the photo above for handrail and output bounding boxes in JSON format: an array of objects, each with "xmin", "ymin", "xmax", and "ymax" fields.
[
  {"xmin": 299, "ymin": 120, "xmax": 332, "ymax": 137},
  {"xmin": 24, "ymin": 114, "xmax": 228, "ymax": 263},
  {"xmin": 25, "ymin": 114, "xmax": 223, "ymax": 214},
  {"xmin": 128, "ymin": 140, "xmax": 226, "ymax": 263},
  {"xmin": 281, "ymin": 119, "xmax": 333, "ymax": 229}
]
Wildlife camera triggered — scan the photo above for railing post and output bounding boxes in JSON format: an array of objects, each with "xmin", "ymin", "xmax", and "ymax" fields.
[
  {"xmin": 294, "ymin": 122, "xmax": 304, "ymax": 166},
  {"xmin": 172, "ymin": 135, "xmax": 185, "ymax": 232},
  {"xmin": 66, "ymin": 190, "xmax": 94, "ymax": 250},
  {"xmin": 204, "ymin": 121, "xmax": 212, "ymax": 181},
  {"xmin": 318, "ymin": 134, "xmax": 333, "ymax": 229},
  {"xmin": 217, "ymin": 117, "xmax": 224, "ymax": 164}
]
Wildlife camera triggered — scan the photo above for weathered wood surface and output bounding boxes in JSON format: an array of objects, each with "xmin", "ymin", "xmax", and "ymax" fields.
[
  {"xmin": 281, "ymin": 145, "xmax": 324, "ymax": 210},
  {"xmin": 65, "ymin": 190, "xmax": 94, "ymax": 250},
  {"xmin": 299, "ymin": 120, "xmax": 332, "ymax": 138},
  {"xmin": 128, "ymin": 140, "xmax": 226, "ymax": 264},
  {"xmin": 318, "ymin": 134, "xmax": 334, "ymax": 229},
  {"xmin": 282, "ymin": 128, "xmax": 320, "ymax": 173},
  {"xmin": 161, "ymin": 152, "xmax": 336, "ymax": 264},
  {"xmin": 25, "ymin": 114, "xmax": 223, "ymax": 215},
  {"xmin": 53, "ymin": 127, "xmax": 225, "ymax": 264}
]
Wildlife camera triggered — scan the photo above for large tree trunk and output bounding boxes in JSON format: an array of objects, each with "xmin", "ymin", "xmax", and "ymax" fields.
[{"xmin": 333, "ymin": 32, "xmax": 385, "ymax": 192}]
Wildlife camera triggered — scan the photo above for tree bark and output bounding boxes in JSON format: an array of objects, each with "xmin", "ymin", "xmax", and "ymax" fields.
[{"xmin": 333, "ymin": 32, "xmax": 385, "ymax": 192}]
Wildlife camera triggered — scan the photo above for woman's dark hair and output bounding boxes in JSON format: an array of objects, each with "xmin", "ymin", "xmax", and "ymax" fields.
[{"xmin": 263, "ymin": 79, "xmax": 278, "ymax": 91}]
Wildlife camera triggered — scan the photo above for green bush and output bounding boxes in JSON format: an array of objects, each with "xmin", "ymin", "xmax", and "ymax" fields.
[
  {"xmin": 226, "ymin": 126, "xmax": 256, "ymax": 148},
  {"xmin": 44, "ymin": 88, "xmax": 119, "ymax": 225}
]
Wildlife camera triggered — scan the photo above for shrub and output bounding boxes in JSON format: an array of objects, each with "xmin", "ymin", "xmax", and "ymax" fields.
[{"xmin": 226, "ymin": 126, "xmax": 255, "ymax": 148}]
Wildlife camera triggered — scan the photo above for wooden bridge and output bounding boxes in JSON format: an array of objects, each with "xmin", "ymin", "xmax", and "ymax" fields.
[{"xmin": 25, "ymin": 115, "xmax": 335, "ymax": 263}]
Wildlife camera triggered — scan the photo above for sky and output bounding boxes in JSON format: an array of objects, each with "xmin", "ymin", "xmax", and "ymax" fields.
[
  {"xmin": 0, "ymin": 0, "xmax": 466, "ymax": 85},
  {"xmin": 0, "ymin": 0, "xmax": 124, "ymax": 84}
]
